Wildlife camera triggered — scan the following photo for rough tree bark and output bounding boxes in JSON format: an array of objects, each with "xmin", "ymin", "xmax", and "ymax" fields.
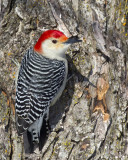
[{"xmin": 0, "ymin": 0, "xmax": 128, "ymax": 160}]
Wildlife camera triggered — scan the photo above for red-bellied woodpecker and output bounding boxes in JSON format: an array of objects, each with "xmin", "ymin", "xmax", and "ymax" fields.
[{"xmin": 15, "ymin": 30, "xmax": 81, "ymax": 153}]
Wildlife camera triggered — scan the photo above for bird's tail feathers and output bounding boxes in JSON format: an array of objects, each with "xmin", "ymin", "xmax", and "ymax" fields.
[
  {"xmin": 39, "ymin": 114, "xmax": 51, "ymax": 151},
  {"xmin": 15, "ymin": 113, "xmax": 30, "ymax": 135},
  {"xmin": 22, "ymin": 113, "xmax": 51, "ymax": 153}
]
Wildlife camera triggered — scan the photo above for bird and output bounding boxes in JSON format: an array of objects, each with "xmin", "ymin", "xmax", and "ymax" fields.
[{"xmin": 15, "ymin": 30, "xmax": 81, "ymax": 153}]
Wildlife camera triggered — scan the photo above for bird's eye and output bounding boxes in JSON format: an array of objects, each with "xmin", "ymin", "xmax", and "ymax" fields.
[{"xmin": 52, "ymin": 40, "xmax": 57, "ymax": 44}]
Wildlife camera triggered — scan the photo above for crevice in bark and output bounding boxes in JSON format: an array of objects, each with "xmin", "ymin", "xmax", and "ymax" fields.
[
  {"xmin": 124, "ymin": 55, "xmax": 127, "ymax": 85},
  {"xmin": 87, "ymin": 149, "xmax": 96, "ymax": 160},
  {"xmin": 67, "ymin": 144, "xmax": 75, "ymax": 160},
  {"xmin": 104, "ymin": 0, "xmax": 108, "ymax": 35},
  {"xmin": 7, "ymin": 0, "xmax": 16, "ymax": 14},
  {"xmin": 9, "ymin": 113, "xmax": 13, "ymax": 160},
  {"xmin": 125, "ymin": 13, "xmax": 128, "ymax": 33},
  {"xmin": 99, "ymin": 118, "xmax": 112, "ymax": 152},
  {"xmin": 96, "ymin": 49, "xmax": 111, "ymax": 63},
  {"xmin": 48, "ymin": 136, "xmax": 59, "ymax": 160}
]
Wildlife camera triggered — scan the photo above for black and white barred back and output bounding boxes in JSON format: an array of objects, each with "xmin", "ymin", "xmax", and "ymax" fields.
[{"xmin": 15, "ymin": 47, "xmax": 66, "ymax": 135}]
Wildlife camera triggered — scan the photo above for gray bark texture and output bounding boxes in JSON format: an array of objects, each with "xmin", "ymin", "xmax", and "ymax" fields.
[{"xmin": 0, "ymin": 0, "xmax": 128, "ymax": 159}]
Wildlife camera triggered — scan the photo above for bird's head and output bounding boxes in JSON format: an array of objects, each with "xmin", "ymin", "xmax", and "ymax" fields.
[{"xmin": 34, "ymin": 30, "xmax": 81, "ymax": 59}]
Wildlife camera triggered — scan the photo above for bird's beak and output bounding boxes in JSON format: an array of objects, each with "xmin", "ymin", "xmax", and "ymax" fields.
[{"xmin": 64, "ymin": 36, "xmax": 82, "ymax": 44}]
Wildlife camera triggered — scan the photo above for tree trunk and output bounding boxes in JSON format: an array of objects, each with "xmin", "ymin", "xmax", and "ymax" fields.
[{"xmin": 0, "ymin": 0, "xmax": 128, "ymax": 159}]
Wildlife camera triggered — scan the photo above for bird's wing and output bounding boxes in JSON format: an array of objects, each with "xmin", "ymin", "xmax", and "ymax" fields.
[{"xmin": 15, "ymin": 48, "xmax": 66, "ymax": 134}]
